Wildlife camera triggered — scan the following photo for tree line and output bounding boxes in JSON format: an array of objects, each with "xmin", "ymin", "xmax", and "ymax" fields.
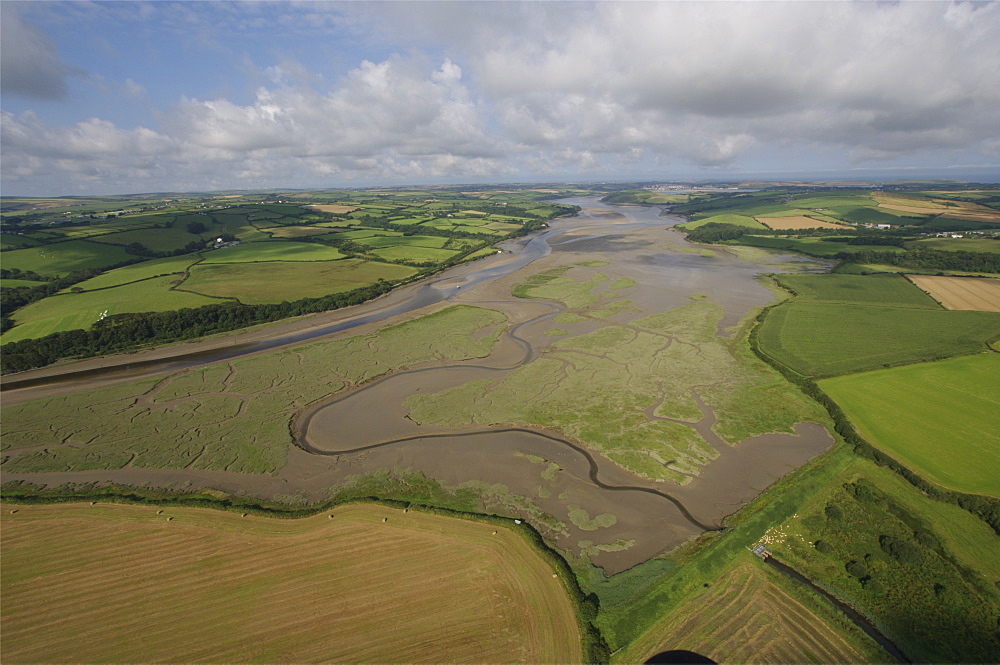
[{"xmin": 1, "ymin": 280, "xmax": 396, "ymax": 374}]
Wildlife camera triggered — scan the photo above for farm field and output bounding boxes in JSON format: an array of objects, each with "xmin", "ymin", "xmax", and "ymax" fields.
[
  {"xmin": 2, "ymin": 240, "xmax": 134, "ymax": 277},
  {"xmin": 908, "ymin": 238, "xmax": 1000, "ymax": 253},
  {"xmin": 621, "ymin": 558, "xmax": 887, "ymax": 664},
  {"xmin": 819, "ymin": 353, "xmax": 1000, "ymax": 496},
  {"xmin": 57, "ymin": 254, "xmax": 201, "ymax": 291},
  {"xmin": 0, "ymin": 502, "xmax": 581, "ymax": 664},
  {"xmin": 907, "ymin": 275, "xmax": 1000, "ymax": 312},
  {"xmin": 2, "ymin": 278, "xmax": 221, "ymax": 344},
  {"xmin": 763, "ymin": 457, "xmax": 1000, "ymax": 663},
  {"xmin": 199, "ymin": 241, "xmax": 346, "ymax": 263},
  {"xmin": 756, "ymin": 216, "xmax": 847, "ymax": 230},
  {"xmin": 181, "ymin": 259, "xmax": 419, "ymax": 304},
  {"xmin": 756, "ymin": 274, "xmax": 1000, "ymax": 377}
]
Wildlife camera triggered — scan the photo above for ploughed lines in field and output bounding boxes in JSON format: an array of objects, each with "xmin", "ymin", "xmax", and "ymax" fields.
[
  {"xmin": 642, "ymin": 560, "xmax": 878, "ymax": 664},
  {"xmin": 907, "ymin": 275, "xmax": 1000, "ymax": 312},
  {"xmin": 1, "ymin": 503, "xmax": 579, "ymax": 664}
]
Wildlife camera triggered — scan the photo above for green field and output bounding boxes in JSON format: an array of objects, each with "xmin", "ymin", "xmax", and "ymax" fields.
[
  {"xmin": 908, "ymin": 238, "xmax": 1000, "ymax": 253},
  {"xmin": 774, "ymin": 274, "xmax": 940, "ymax": 307},
  {"xmin": 93, "ymin": 226, "xmax": 213, "ymax": 252},
  {"xmin": 181, "ymin": 259, "xmax": 418, "ymax": 304},
  {"xmin": 819, "ymin": 354, "xmax": 1000, "ymax": 496},
  {"xmin": 57, "ymin": 255, "xmax": 201, "ymax": 292},
  {"xmin": 0, "ymin": 279, "xmax": 45, "ymax": 289},
  {"xmin": 678, "ymin": 214, "xmax": 766, "ymax": 230},
  {"xmin": 757, "ymin": 274, "xmax": 1000, "ymax": 377},
  {"xmin": 3, "ymin": 277, "xmax": 221, "ymax": 344},
  {"xmin": 1, "ymin": 240, "xmax": 134, "ymax": 277},
  {"xmin": 757, "ymin": 302, "xmax": 1000, "ymax": 377},
  {"xmin": 763, "ymin": 457, "xmax": 1000, "ymax": 662},
  {"xmin": 733, "ymin": 235, "xmax": 905, "ymax": 258},
  {"xmin": 199, "ymin": 241, "xmax": 346, "ymax": 263},
  {"xmin": 369, "ymin": 245, "xmax": 459, "ymax": 263}
]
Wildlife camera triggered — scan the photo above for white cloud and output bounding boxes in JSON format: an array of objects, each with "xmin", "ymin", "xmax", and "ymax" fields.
[{"xmin": 3, "ymin": 1, "xmax": 999, "ymax": 194}]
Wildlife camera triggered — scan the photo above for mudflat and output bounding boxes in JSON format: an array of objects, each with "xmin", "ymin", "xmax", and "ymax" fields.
[{"xmin": 1, "ymin": 198, "xmax": 835, "ymax": 573}]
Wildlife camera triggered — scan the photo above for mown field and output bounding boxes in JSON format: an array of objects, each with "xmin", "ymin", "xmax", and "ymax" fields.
[
  {"xmin": 621, "ymin": 558, "xmax": 887, "ymax": 664},
  {"xmin": 0, "ymin": 502, "xmax": 581, "ymax": 664},
  {"xmin": 907, "ymin": 274, "xmax": 1000, "ymax": 312},
  {"xmin": 819, "ymin": 354, "xmax": 1000, "ymax": 496},
  {"xmin": 762, "ymin": 457, "xmax": 1000, "ymax": 663},
  {"xmin": 756, "ymin": 274, "xmax": 1000, "ymax": 377}
]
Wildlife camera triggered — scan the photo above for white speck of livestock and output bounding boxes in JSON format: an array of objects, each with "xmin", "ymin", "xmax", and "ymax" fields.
[{"xmin": 514, "ymin": 519, "xmax": 521, "ymax": 524}]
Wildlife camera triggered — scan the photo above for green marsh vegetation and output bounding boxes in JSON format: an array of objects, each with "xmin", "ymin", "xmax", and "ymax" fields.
[
  {"xmin": 407, "ymin": 266, "xmax": 829, "ymax": 484},
  {"xmin": 1, "ymin": 306, "xmax": 506, "ymax": 474}
]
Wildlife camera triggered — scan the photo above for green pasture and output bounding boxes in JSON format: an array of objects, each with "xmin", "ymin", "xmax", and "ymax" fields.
[
  {"xmin": 356, "ymin": 235, "xmax": 449, "ymax": 250},
  {"xmin": 678, "ymin": 214, "xmax": 765, "ymax": 230},
  {"xmin": 199, "ymin": 241, "xmax": 346, "ymax": 263},
  {"xmin": 757, "ymin": 302, "xmax": 1000, "ymax": 377},
  {"xmin": 369, "ymin": 245, "xmax": 459, "ymax": 263},
  {"xmin": 1, "ymin": 305, "xmax": 506, "ymax": 473},
  {"xmin": 208, "ymin": 214, "xmax": 272, "ymax": 242},
  {"xmin": 907, "ymin": 238, "xmax": 1000, "ymax": 253},
  {"xmin": 257, "ymin": 225, "xmax": 338, "ymax": 239},
  {"xmin": 182, "ymin": 260, "xmax": 417, "ymax": 304},
  {"xmin": 91, "ymin": 227, "xmax": 210, "ymax": 252},
  {"xmin": 786, "ymin": 195, "xmax": 877, "ymax": 209},
  {"xmin": 1, "ymin": 279, "xmax": 45, "ymax": 289},
  {"xmin": 58, "ymin": 255, "xmax": 200, "ymax": 292},
  {"xmin": 1, "ymin": 234, "xmax": 42, "ymax": 249},
  {"xmin": 820, "ymin": 354, "xmax": 1000, "ymax": 496},
  {"xmin": 766, "ymin": 456, "xmax": 1000, "ymax": 662},
  {"xmin": 328, "ymin": 229, "xmax": 400, "ymax": 240},
  {"xmin": 733, "ymin": 236, "xmax": 904, "ymax": 258},
  {"xmin": 1, "ymin": 240, "xmax": 134, "ymax": 277},
  {"xmin": 3, "ymin": 278, "xmax": 219, "ymax": 344},
  {"xmin": 774, "ymin": 274, "xmax": 939, "ymax": 308}
]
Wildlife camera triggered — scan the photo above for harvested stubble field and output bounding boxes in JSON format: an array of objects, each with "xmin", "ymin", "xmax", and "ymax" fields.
[
  {"xmin": 756, "ymin": 216, "xmax": 848, "ymax": 230},
  {"xmin": 0, "ymin": 502, "xmax": 581, "ymax": 664},
  {"xmin": 620, "ymin": 559, "xmax": 886, "ymax": 664},
  {"xmin": 907, "ymin": 275, "xmax": 1000, "ymax": 312},
  {"xmin": 819, "ymin": 353, "xmax": 1000, "ymax": 496}
]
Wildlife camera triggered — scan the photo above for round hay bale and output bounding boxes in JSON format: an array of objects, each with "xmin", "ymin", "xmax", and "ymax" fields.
[{"xmin": 382, "ymin": 517, "xmax": 388, "ymax": 523}]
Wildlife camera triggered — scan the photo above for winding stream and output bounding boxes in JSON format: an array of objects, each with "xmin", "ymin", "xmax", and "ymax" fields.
[{"xmin": 2, "ymin": 198, "xmax": 836, "ymax": 573}]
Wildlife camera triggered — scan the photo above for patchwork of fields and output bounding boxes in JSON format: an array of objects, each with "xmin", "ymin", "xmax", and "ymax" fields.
[{"xmin": 4, "ymin": 187, "xmax": 999, "ymax": 664}]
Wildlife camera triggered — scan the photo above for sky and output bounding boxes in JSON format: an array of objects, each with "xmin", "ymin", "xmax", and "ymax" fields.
[{"xmin": 2, "ymin": 1, "xmax": 999, "ymax": 196}]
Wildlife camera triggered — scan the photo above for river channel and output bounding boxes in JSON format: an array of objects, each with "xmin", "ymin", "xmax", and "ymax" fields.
[{"xmin": 2, "ymin": 198, "xmax": 835, "ymax": 574}]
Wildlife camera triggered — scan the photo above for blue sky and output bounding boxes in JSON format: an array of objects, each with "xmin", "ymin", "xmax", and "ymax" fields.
[{"xmin": 2, "ymin": 1, "xmax": 999, "ymax": 196}]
